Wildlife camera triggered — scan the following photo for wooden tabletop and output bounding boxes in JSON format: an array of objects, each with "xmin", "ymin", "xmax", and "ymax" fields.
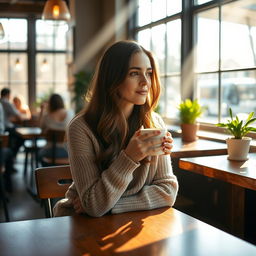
[
  {"xmin": 16, "ymin": 127, "xmax": 42, "ymax": 139},
  {"xmin": 171, "ymin": 137, "xmax": 227, "ymax": 158},
  {"xmin": 179, "ymin": 154, "xmax": 256, "ymax": 191},
  {"xmin": 0, "ymin": 207, "xmax": 256, "ymax": 256}
]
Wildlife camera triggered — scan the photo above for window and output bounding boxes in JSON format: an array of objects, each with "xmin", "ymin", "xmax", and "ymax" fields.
[
  {"xmin": 0, "ymin": 18, "xmax": 70, "ymax": 111},
  {"xmin": 135, "ymin": 0, "xmax": 181, "ymax": 118},
  {"xmin": 195, "ymin": 0, "xmax": 256, "ymax": 123},
  {"xmin": 0, "ymin": 18, "xmax": 28, "ymax": 103},
  {"xmin": 36, "ymin": 20, "xmax": 70, "ymax": 107},
  {"xmin": 135, "ymin": 0, "xmax": 256, "ymax": 125}
]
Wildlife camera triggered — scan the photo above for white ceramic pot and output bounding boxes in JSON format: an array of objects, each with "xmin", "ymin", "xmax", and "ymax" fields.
[{"xmin": 226, "ymin": 137, "xmax": 251, "ymax": 161}]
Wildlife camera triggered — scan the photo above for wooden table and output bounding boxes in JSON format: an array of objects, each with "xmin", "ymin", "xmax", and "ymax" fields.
[
  {"xmin": 16, "ymin": 127, "xmax": 42, "ymax": 140},
  {"xmin": 179, "ymin": 154, "xmax": 256, "ymax": 239},
  {"xmin": 0, "ymin": 207, "xmax": 256, "ymax": 256},
  {"xmin": 171, "ymin": 137, "xmax": 227, "ymax": 158}
]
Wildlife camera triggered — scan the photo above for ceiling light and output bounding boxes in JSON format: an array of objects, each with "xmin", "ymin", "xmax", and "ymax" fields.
[{"xmin": 42, "ymin": 0, "xmax": 71, "ymax": 21}]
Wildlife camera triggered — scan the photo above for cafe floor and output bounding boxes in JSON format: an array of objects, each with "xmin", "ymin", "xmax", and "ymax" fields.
[{"xmin": 0, "ymin": 149, "xmax": 45, "ymax": 222}]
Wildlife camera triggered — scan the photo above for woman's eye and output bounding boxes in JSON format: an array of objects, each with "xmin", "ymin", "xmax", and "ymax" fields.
[
  {"xmin": 147, "ymin": 72, "xmax": 153, "ymax": 77},
  {"xmin": 130, "ymin": 71, "xmax": 139, "ymax": 76}
]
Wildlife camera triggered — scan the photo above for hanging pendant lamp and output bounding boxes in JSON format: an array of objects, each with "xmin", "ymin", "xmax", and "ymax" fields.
[
  {"xmin": 42, "ymin": 0, "xmax": 71, "ymax": 21},
  {"xmin": 0, "ymin": 22, "xmax": 5, "ymax": 40}
]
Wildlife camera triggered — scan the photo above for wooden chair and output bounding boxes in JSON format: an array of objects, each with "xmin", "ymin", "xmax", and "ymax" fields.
[
  {"xmin": 0, "ymin": 134, "xmax": 10, "ymax": 222},
  {"xmin": 35, "ymin": 165, "xmax": 72, "ymax": 218},
  {"xmin": 42, "ymin": 129, "xmax": 69, "ymax": 166}
]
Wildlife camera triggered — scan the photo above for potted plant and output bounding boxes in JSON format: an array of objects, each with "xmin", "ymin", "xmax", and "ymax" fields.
[
  {"xmin": 72, "ymin": 71, "xmax": 92, "ymax": 113},
  {"xmin": 178, "ymin": 99, "xmax": 204, "ymax": 142},
  {"xmin": 216, "ymin": 108, "xmax": 256, "ymax": 161}
]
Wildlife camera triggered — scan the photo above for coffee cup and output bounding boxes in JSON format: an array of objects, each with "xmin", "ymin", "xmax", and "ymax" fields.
[{"xmin": 140, "ymin": 128, "xmax": 167, "ymax": 156}]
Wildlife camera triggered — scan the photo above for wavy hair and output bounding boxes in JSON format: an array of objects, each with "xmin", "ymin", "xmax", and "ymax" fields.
[{"xmin": 83, "ymin": 40, "xmax": 161, "ymax": 168}]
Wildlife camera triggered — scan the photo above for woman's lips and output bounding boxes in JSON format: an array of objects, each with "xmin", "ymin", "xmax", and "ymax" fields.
[{"xmin": 136, "ymin": 90, "xmax": 148, "ymax": 95}]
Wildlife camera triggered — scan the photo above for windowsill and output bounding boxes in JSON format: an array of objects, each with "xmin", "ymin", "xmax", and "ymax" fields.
[{"xmin": 167, "ymin": 124, "xmax": 256, "ymax": 149}]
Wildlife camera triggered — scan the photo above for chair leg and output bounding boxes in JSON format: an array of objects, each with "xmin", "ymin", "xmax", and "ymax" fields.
[{"xmin": 0, "ymin": 173, "xmax": 10, "ymax": 222}]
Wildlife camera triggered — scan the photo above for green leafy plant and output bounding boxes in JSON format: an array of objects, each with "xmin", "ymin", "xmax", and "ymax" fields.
[
  {"xmin": 216, "ymin": 108, "xmax": 256, "ymax": 139},
  {"xmin": 72, "ymin": 71, "xmax": 92, "ymax": 113},
  {"xmin": 178, "ymin": 99, "xmax": 204, "ymax": 124}
]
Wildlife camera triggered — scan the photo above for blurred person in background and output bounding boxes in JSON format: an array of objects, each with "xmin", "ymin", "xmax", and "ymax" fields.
[
  {"xmin": 38, "ymin": 93, "xmax": 73, "ymax": 166},
  {"xmin": 13, "ymin": 96, "xmax": 31, "ymax": 121},
  {"xmin": 0, "ymin": 101, "xmax": 16, "ymax": 193},
  {"xmin": 0, "ymin": 88, "xmax": 24, "ymax": 158}
]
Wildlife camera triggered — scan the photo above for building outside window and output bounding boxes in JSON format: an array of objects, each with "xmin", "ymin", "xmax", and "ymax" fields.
[
  {"xmin": 134, "ymin": 0, "xmax": 256, "ymax": 125},
  {"xmin": 0, "ymin": 17, "xmax": 70, "ymax": 112}
]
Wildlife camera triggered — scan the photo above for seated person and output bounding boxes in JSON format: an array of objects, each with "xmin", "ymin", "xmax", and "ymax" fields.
[
  {"xmin": 38, "ymin": 93, "xmax": 73, "ymax": 166},
  {"xmin": 0, "ymin": 102, "xmax": 15, "ymax": 193},
  {"xmin": 13, "ymin": 96, "xmax": 31, "ymax": 121},
  {"xmin": 0, "ymin": 88, "xmax": 24, "ymax": 157}
]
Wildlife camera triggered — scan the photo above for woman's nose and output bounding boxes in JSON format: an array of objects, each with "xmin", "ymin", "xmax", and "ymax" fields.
[{"xmin": 140, "ymin": 74, "xmax": 150, "ymax": 85}]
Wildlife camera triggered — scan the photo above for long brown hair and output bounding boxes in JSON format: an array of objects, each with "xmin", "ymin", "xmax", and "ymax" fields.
[{"xmin": 84, "ymin": 40, "xmax": 161, "ymax": 168}]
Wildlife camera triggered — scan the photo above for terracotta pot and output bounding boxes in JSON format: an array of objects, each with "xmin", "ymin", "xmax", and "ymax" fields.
[
  {"xmin": 226, "ymin": 137, "xmax": 251, "ymax": 161},
  {"xmin": 181, "ymin": 123, "xmax": 199, "ymax": 142}
]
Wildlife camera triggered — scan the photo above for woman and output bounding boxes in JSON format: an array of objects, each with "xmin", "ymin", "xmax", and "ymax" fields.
[
  {"xmin": 38, "ymin": 93, "xmax": 73, "ymax": 166},
  {"xmin": 13, "ymin": 96, "xmax": 31, "ymax": 120},
  {"xmin": 54, "ymin": 40, "xmax": 178, "ymax": 217}
]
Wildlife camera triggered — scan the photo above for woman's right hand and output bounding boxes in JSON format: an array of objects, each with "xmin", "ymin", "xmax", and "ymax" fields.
[{"xmin": 124, "ymin": 128, "xmax": 163, "ymax": 162}]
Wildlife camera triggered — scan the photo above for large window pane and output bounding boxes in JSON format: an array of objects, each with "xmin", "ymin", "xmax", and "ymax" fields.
[
  {"xmin": 152, "ymin": 24, "xmax": 166, "ymax": 72},
  {"xmin": 195, "ymin": 8, "xmax": 219, "ymax": 72},
  {"xmin": 221, "ymin": 1, "xmax": 256, "ymax": 70},
  {"xmin": 221, "ymin": 71, "xmax": 256, "ymax": 119},
  {"xmin": 0, "ymin": 53, "xmax": 8, "ymax": 82},
  {"xmin": 167, "ymin": 0, "xmax": 181, "ymax": 16},
  {"xmin": 36, "ymin": 20, "xmax": 68, "ymax": 50},
  {"xmin": 164, "ymin": 76, "xmax": 181, "ymax": 118},
  {"xmin": 197, "ymin": 73, "xmax": 218, "ymax": 124},
  {"xmin": 167, "ymin": 19, "xmax": 181, "ymax": 73},
  {"xmin": 0, "ymin": 18, "xmax": 27, "ymax": 50},
  {"xmin": 138, "ymin": 29, "xmax": 151, "ymax": 51},
  {"xmin": 137, "ymin": 0, "xmax": 151, "ymax": 26},
  {"xmin": 152, "ymin": 0, "xmax": 166, "ymax": 22},
  {"xmin": 10, "ymin": 54, "xmax": 27, "ymax": 83}
]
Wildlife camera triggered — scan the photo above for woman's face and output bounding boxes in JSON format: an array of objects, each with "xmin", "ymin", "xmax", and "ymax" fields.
[{"xmin": 118, "ymin": 51, "xmax": 152, "ymax": 117}]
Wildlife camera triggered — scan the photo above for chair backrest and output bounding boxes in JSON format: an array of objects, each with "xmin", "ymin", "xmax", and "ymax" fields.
[
  {"xmin": 35, "ymin": 165, "xmax": 72, "ymax": 217},
  {"xmin": 0, "ymin": 134, "xmax": 9, "ymax": 148},
  {"xmin": 43, "ymin": 129, "xmax": 68, "ymax": 165}
]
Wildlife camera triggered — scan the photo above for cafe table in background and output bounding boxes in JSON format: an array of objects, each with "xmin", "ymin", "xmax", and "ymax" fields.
[
  {"xmin": 179, "ymin": 153, "xmax": 256, "ymax": 241},
  {"xmin": 0, "ymin": 207, "xmax": 256, "ymax": 256}
]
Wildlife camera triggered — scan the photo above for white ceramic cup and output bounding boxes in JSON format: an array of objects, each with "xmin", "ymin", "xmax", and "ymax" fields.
[{"xmin": 140, "ymin": 128, "xmax": 167, "ymax": 156}]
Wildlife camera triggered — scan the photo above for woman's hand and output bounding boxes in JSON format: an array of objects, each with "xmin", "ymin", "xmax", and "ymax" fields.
[
  {"xmin": 162, "ymin": 131, "xmax": 173, "ymax": 155},
  {"xmin": 124, "ymin": 128, "xmax": 171, "ymax": 162},
  {"xmin": 73, "ymin": 196, "xmax": 85, "ymax": 214}
]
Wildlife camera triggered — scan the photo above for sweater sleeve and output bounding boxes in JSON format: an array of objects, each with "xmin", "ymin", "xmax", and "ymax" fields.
[
  {"xmin": 111, "ymin": 154, "xmax": 178, "ymax": 214},
  {"xmin": 67, "ymin": 119, "xmax": 140, "ymax": 217},
  {"xmin": 111, "ymin": 112, "xmax": 178, "ymax": 214}
]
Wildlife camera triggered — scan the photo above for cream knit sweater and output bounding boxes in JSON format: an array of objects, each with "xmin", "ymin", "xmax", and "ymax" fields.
[{"xmin": 53, "ymin": 113, "xmax": 178, "ymax": 217}]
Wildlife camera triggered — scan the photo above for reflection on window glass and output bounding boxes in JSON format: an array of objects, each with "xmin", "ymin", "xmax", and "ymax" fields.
[
  {"xmin": 165, "ymin": 76, "xmax": 181, "ymax": 118},
  {"xmin": 138, "ymin": 0, "xmax": 151, "ymax": 26},
  {"xmin": 167, "ymin": 19, "xmax": 181, "ymax": 73},
  {"xmin": 221, "ymin": 2, "xmax": 256, "ymax": 70},
  {"xmin": 221, "ymin": 71, "xmax": 256, "ymax": 120},
  {"xmin": 138, "ymin": 29, "xmax": 151, "ymax": 51},
  {"xmin": 152, "ymin": 0, "xmax": 166, "ymax": 22},
  {"xmin": 196, "ymin": 73, "xmax": 218, "ymax": 124},
  {"xmin": 36, "ymin": 20, "xmax": 68, "ymax": 50},
  {"xmin": 167, "ymin": 0, "xmax": 181, "ymax": 16},
  {"xmin": 0, "ymin": 18, "xmax": 27, "ymax": 50},
  {"xmin": 152, "ymin": 24, "xmax": 166, "ymax": 72},
  {"xmin": 10, "ymin": 54, "xmax": 27, "ymax": 82},
  {"xmin": 195, "ymin": 8, "xmax": 219, "ymax": 72}
]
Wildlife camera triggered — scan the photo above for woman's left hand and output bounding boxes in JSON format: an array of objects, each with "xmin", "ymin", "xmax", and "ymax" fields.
[
  {"xmin": 73, "ymin": 196, "xmax": 85, "ymax": 214},
  {"xmin": 162, "ymin": 131, "xmax": 173, "ymax": 155}
]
